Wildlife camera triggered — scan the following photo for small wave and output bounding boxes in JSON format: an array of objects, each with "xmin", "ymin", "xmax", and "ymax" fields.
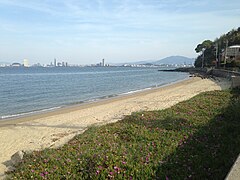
[
  {"xmin": 0, "ymin": 106, "xmax": 62, "ymax": 120},
  {"xmin": 121, "ymin": 87, "xmax": 152, "ymax": 95}
]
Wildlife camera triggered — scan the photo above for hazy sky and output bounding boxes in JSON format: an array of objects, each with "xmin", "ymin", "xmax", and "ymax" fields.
[{"xmin": 0, "ymin": 0, "xmax": 239, "ymax": 65}]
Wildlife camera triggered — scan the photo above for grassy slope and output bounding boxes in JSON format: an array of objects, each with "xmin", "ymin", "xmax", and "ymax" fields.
[{"xmin": 8, "ymin": 89, "xmax": 240, "ymax": 179}]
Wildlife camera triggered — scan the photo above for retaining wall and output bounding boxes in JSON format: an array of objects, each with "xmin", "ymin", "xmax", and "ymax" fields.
[
  {"xmin": 211, "ymin": 69, "xmax": 240, "ymax": 88},
  {"xmin": 211, "ymin": 69, "xmax": 240, "ymax": 79}
]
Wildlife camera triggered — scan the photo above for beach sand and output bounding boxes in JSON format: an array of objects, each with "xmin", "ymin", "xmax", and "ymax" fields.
[{"xmin": 0, "ymin": 77, "xmax": 231, "ymax": 177}]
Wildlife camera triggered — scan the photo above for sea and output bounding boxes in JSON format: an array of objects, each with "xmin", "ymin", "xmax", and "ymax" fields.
[{"xmin": 0, "ymin": 66, "xmax": 189, "ymax": 120}]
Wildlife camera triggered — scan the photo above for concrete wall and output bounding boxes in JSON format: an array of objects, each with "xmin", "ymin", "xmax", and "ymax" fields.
[
  {"xmin": 211, "ymin": 70, "xmax": 240, "ymax": 178},
  {"xmin": 231, "ymin": 76, "xmax": 240, "ymax": 88},
  {"xmin": 211, "ymin": 69, "xmax": 240, "ymax": 79},
  {"xmin": 226, "ymin": 155, "xmax": 240, "ymax": 180},
  {"xmin": 211, "ymin": 69, "xmax": 240, "ymax": 88},
  {"xmin": 210, "ymin": 69, "xmax": 240, "ymax": 88}
]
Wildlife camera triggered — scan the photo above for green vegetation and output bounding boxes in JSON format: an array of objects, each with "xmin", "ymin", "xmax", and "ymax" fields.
[
  {"xmin": 194, "ymin": 27, "xmax": 240, "ymax": 68},
  {"xmin": 8, "ymin": 89, "xmax": 240, "ymax": 179}
]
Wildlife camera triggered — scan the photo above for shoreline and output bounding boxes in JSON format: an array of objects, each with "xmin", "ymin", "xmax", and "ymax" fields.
[
  {"xmin": 0, "ymin": 66, "xmax": 189, "ymax": 122},
  {"xmin": 0, "ymin": 77, "xmax": 231, "ymax": 177},
  {"xmin": 0, "ymin": 76, "xmax": 190, "ymax": 125}
]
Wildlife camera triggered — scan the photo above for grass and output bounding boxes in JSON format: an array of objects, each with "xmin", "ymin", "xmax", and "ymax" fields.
[{"xmin": 7, "ymin": 89, "xmax": 240, "ymax": 179}]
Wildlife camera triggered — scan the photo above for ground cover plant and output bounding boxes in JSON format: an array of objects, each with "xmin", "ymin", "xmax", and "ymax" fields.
[{"xmin": 8, "ymin": 89, "xmax": 240, "ymax": 179}]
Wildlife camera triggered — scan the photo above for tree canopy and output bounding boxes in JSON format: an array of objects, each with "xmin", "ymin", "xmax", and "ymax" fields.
[
  {"xmin": 195, "ymin": 40, "xmax": 213, "ymax": 53},
  {"xmin": 194, "ymin": 28, "xmax": 240, "ymax": 68}
]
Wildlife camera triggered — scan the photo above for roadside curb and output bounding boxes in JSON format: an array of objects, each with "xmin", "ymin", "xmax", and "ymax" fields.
[{"xmin": 226, "ymin": 154, "xmax": 240, "ymax": 179}]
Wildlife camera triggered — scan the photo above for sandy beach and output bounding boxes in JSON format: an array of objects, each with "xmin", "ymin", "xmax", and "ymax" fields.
[{"xmin": 0, "ymin": 77, "xmax": 231, "ymax": 177}]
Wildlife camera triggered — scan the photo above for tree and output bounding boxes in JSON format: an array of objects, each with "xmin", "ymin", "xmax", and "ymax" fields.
[
  {"xmin": 195, "ymin": 40, "xmax": 213, "ymax": 53},
  {"xmin": 194, "ymin": 40, "xmax": 214, "ymax": 67},
  {"xmin": 194, "ymin": 27, "xmax": 240, "ymax": 68}
]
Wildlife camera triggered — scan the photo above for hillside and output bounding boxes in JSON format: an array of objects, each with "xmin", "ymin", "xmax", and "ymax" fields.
[
  {"xmin": 154, "ymin": 56, "xmax": 194, "ymax": 65},
  {"xmin": 113, "ymin": 56, "xmax": 194, "ymax": 66}
]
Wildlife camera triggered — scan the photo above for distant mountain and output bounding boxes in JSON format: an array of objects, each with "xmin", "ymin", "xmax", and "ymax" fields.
[
  {"xmin": 111, "ymin": 56, "xmax": 194, "ymax": 66},
  {"xmin": 131, "ymin": 60, "xmax": 156, "ymax": 65},
  {"xmin": 112, "ymin": 60, "xmax": 155, "ymax": 66},
  {"xmin": 153, "ymin": 56, "xmax": 194, "ymax": 65}
]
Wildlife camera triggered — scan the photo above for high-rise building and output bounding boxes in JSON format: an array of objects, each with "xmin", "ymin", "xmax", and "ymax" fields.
[
  {"xmin": 102, "ymin": 59, "xmax": 105, "ymax": 67},
  {"xmin": 54, "ymin": 58, "xmax": 57, "ymax": 67},
  {"xmin": 23, "ymin": 59, "xmax": 29, "ymax": 67}
]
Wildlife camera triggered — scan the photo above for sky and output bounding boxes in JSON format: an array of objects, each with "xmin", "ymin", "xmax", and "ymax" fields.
[{"xmin": 0, "ymin": 0, "xmax": 239, "ymax": 65}]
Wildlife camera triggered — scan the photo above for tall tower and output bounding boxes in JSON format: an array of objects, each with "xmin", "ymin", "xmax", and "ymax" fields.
[
  {"xmin": 102, "ymin": 59, "xmax": 105, "ymax": 67},
  {"xmin": 23, "ymin": 59, "xmax": 29, "ymax": 67},
  {"xmin": 54, "ymin": 58, "xmax": 57, "ymax": 67}
]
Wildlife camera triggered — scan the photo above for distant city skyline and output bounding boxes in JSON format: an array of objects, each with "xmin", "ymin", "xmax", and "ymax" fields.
[{"xmin": 0, "ymin": 0, "xmax": 239, "ymax": 65}]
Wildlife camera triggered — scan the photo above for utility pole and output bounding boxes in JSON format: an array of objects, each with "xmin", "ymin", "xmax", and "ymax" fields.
[
  {"xmin": 215, "ymin": 43, "xmax": 218, "ymax": 68},
  {"xmin": 202, "ymin": 48, "xmax": 206, "ymax": 68},
  {"xmin": 224, "ymin": 40, "xmax": 228, "ymax": 69}
]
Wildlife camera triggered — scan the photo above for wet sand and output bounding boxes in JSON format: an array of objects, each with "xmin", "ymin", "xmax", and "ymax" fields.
[{"xmin": 0, "ymin": 77, "xmax": 231, "ymax": 177}]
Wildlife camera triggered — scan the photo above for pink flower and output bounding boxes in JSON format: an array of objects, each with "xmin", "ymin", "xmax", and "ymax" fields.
[
  {"xmin": 122, "ymin": 161, "xmax": 126, "ymax": 164},
  {"xmin": 114, "ymin": 166, "xmax": 121, "ymax": 173},
  {"xmin": 96, "ymin": 170, "xmax": 100, "ymax": 175}
]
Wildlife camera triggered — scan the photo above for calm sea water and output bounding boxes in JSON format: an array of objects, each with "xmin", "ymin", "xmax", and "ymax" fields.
[{"xmin": 0, "ymin": 66, "xmax": 189, "ymax": 119}]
